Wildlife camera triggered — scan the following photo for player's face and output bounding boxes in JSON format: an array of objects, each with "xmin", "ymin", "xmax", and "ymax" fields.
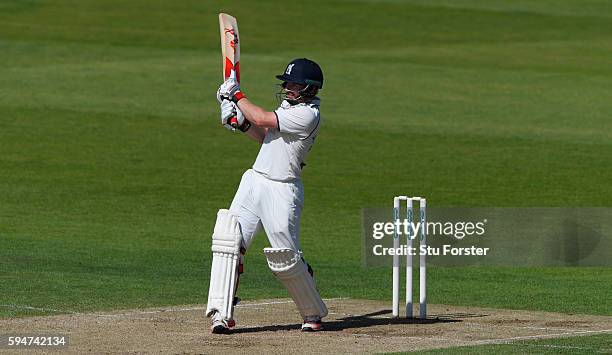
[{"xmin": 283, "ymin": 82, "xmax": 307, "ymax": 100}]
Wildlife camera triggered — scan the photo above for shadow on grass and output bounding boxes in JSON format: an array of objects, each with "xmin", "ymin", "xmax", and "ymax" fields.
[{"xmin": 232, "ymin": 309, "xmax": 485, "ymax": 334}]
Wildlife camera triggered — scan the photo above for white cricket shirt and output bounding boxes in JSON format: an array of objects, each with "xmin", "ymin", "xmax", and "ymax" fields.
[{"xmin": 252, "ymin": 98, "xmax": 321, "ymax": 181}]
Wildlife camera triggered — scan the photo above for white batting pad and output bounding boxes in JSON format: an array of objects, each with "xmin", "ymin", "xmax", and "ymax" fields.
[
  {"xmin": 263, "ymin": 248, "xmax": 328, "ymax": 319},
  {"xmin": 206, "ymin": 209, "xmax": 242, "ymax": 320}
]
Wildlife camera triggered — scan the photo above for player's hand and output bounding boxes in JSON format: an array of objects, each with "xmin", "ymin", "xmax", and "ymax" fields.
[
  {"xmin": 220, "ymin": 100, "xmax": 237, "ymax": 130},
  {"xmin": 220, "ymin": 101, "xmax": 250, "ymax": 132},
  {"xmin": 217, "ymin": 77, "xmax": 241, "ymax": 103}
]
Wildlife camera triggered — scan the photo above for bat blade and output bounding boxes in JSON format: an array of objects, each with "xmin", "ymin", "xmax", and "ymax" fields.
[
  {"xmin": 219, "ymin": 13, "xmax": 240, "ymax": 83},
  {"xmin": 219, "ymin": 13, "xmax": 241, "ymax": 128}
]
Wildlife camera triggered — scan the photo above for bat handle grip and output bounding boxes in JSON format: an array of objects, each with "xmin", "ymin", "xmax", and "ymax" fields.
[{"xmin": 229, "ymin": 116, "xmax": 239, "ymax": 128}]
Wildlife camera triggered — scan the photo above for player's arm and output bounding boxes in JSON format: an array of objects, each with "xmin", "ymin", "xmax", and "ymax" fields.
[
  {"xmin": 217, "ymin": 79, "xmax": 278, "ymax": 129},
  {"xmin": 219, "ymin": 99, "xmax": 268, "ymax": 144},
  {"xmin": 217, "ymin": 79, "xmax": 278, "ymax": 141},
  {"xmin": 236, "ymin": 98, "xmax": 278, "ymax": 129}
]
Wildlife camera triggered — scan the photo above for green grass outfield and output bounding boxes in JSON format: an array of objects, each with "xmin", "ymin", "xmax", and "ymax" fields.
[
  {"xmin": 1, "ymin": 0, "xmax": 611, "ymax": 318},
  {"xmin": 407, "ymin": 334, "xmax": 612, "ymax": 354}
]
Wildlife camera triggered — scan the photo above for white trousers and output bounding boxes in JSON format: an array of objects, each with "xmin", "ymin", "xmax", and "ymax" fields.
[{"xmin": 229, "ymin": 169, "xmax": 304, "ymax": 252}]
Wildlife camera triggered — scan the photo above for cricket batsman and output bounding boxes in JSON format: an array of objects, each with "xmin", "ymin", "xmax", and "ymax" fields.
[{"xmin": 206, "ymin": 58, "xmax": 327, "ymax": 334}]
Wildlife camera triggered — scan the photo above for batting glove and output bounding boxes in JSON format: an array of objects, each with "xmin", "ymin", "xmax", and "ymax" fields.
[
  {"xmin": 217, "ymin": 77, "xmax": 246, "ymax": 104},
  {"xmin": 220, "ymin": 101, "xmax": 250, "ymax": 132},
  {"xmin": 220, "ymin": 100, "xmax": 235, "ymax": 130}
]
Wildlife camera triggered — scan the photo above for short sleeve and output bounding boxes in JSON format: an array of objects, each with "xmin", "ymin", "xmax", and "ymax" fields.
[{"xmin": 275, "ymin": 105, "xmax": 320, "ymax": 139}]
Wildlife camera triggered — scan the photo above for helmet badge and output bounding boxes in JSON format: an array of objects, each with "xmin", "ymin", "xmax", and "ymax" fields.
[{"xmin": 285, "ymin": 64, "xmax": 295, "ymax": 75}]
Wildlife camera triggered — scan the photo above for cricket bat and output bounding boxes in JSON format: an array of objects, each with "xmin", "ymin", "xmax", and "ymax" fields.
[{"xmin": 219, "ymin": 13, "xmax": 240, "ymax": 128}]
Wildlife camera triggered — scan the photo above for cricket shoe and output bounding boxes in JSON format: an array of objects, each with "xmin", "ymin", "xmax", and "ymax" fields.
[
  {"xmin": 211, "ymin": 313, "xmax": 236, "ymax": 334},
  {"xmin": 301, "ymin": 316, "xmax": 322, "ymax": 332},
  {"xmin": 211, "ymin": 318, "xmax": 235, "ymax": 334}
]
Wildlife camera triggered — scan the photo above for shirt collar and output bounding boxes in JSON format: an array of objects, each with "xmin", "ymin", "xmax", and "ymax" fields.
[{"xmin": 281, "ymin": 97, "xmax": 321, "ymax": 108}]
